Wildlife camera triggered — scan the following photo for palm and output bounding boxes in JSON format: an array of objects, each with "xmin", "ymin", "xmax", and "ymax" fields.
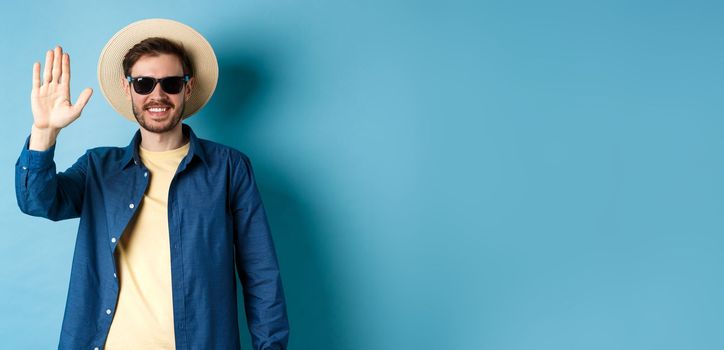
[{"xmin": 31, "ymin": 46, "xmax": 92, "ymax": 130}]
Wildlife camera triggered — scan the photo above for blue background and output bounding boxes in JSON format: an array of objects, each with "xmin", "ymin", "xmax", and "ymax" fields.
[{"xmin": 1, "ymin": 1, "xmax": 723, "ymax": 349}]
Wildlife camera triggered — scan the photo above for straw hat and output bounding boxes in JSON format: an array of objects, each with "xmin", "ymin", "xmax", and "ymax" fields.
[{"xmin": 97, "ymin": 18, "xmax": 218, "ymax": 121}]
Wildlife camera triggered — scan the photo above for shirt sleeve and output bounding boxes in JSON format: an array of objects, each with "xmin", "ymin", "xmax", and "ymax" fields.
[
  {"xmin": 15, "ymin": 134, "xmax": 88, "ymax": 221},
  {"xmin": 230, "ymin": 151, "xmax": 290, "ymax": 350}
]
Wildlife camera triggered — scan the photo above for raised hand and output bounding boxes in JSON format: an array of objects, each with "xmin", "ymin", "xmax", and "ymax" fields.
[{"xmin": 29, "ymin": 46, "xmax": 93, "ymax": 150}]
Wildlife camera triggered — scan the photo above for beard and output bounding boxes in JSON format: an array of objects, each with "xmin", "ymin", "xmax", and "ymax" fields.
[{"xmin": 131, "ymin": 98, "xmax": 186, "ymax": 134}]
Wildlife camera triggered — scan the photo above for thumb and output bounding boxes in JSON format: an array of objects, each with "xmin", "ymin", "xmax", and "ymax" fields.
[{"xmin": 72, "ymin": 88, "xmax": 93, "ymax": 113}]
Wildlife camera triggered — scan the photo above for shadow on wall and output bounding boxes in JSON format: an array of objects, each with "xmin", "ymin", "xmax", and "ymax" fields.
[{"xmin": 200, "ymin": 50, "xmax": 351, "ymax": 349}]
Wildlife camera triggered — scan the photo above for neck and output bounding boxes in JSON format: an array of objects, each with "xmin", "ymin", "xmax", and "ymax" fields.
[{"xmin": 138, "ymin": 123, "xmax": 188, "ymax": 151}]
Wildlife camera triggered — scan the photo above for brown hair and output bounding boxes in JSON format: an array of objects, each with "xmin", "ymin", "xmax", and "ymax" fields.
[{"xmin": 122, "ymin": 37, "xmax": 194, "ymax": 77}]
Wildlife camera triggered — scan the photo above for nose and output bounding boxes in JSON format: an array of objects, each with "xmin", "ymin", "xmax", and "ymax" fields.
[{"xmin": 148, "ymin": 81, "xmax": 167, "ymax": 97}]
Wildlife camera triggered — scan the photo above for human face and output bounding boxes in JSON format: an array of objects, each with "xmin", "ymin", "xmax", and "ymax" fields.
[{"xmin": 122, "ymin": 54, "xmax": 194, "ymax": 134}]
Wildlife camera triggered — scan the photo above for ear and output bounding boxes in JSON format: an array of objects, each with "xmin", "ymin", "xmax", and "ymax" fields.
[
  {"xmin": 120, "ymin": 76, "xmax": 131, "ymax": 100},
  {"xmin": 184, "ymin": 76, "xmax": 194, "ymax": 102}
]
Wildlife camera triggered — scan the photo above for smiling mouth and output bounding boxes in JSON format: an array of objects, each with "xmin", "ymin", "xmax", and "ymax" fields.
[{"xmin": 146, "ymin": 106, "xmax": 171, "ymax": 117}]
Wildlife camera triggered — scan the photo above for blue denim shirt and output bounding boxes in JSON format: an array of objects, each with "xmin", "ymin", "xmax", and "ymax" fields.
[{"xmin": 15, "ymin": 123, "xmax": 289, "ymax": 350}]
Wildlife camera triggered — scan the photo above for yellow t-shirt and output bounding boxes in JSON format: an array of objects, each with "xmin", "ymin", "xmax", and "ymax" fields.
[{"xmin": 105, "ymin": 141, "xmax": 190, "ymax": 349}]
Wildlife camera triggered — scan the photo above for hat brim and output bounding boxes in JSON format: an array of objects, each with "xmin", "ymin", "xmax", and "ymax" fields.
[{"xmin": 97, "ymin": 18, "xmax": 218, "ymax": 122}]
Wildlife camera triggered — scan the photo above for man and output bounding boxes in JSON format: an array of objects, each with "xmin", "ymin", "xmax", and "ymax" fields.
[{"xmin": 15, "ymin": 19, "xmax": 289, "ymax": 350}]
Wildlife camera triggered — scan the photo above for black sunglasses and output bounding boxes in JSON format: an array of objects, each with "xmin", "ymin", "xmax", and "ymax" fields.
[{"xmin": 126, "ymin": 75, "xmax": 190, "ymax": 95}]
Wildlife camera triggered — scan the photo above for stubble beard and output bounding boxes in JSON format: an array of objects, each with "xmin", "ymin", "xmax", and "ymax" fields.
[{"xmin": 131, "ymin": 99, "xmax": 186, "ymax": 134}]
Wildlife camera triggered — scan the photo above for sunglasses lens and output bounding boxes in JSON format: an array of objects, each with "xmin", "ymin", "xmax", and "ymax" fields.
[
  {"xmin": 133, "ymin": 77, "xmax": 156, "ymax": 94},
  {"xmin": 160, "ymin": 77, "xmax": 186, "ymax": 94}
]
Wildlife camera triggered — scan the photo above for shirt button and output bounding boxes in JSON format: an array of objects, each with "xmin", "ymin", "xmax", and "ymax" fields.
[
  {"xmin": 21, "ymin": 166, "xmax": 27, "ymax": 170},
  {"xmin": 106, "ymin": 309, "xmax": 112, "ymax": 315},
  {"xmin": 111, "ymin": 237, "xmax": 117, "ymax": 243},
  {"xmin": 129, "ymin": 203, "xmax": 134, "ymax": 209},
  {"xmin": 134, "ymin": 160, "xmax": 138, "ymax": 165},
  {"xmin": 94, "ymin": 347, "xmax": 99, "ymax": 350},
  {"xmin": 144, "ymin": 171, "xmax": 148, "ymax": 177},
  {"xmin": 113, "ymin": 273, "xmax": 117, "ymax": 278}
]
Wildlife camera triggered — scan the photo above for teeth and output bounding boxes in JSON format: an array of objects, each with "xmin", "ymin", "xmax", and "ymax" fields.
[{"xmin": 148, "ymin": 107, "xmax": 168, "ymax": 112}]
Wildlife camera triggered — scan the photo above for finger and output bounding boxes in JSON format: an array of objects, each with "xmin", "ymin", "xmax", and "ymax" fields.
[
  {"xmin": 59, "ymin": 53, "xmax": 70, "ymax": 85},
  {"xmin": 32, "ymin": 62, "xmax": 40, "ymax": 91},
  {"xmin": 52, "ymin": 46, "xmax": 62, "ymax": 83},
  {"xmin": 72, "ymin": 88, "xmax": 93, "ymax": 113},
  {"xmin": 43, "ymin": 50, "xmax": 53, "ymax": 84}
]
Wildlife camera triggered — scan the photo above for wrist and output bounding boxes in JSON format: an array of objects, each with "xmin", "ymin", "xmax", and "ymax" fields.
[{"xmin": 29, "ymin": 124, "xmax": 60, "ymax": 151}]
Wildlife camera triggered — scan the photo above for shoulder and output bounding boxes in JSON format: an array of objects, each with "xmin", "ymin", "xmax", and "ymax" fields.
[
  {"xmin": 85, "ymin": 145, "xmax": 127, "ymax": 161},
  {"xmin": 196, "ymin": 137, "xmax": 254, "ymax": 169},
  {"xmin": 196, "ymin": 138, "xmax": 261, "ymax": 193}
]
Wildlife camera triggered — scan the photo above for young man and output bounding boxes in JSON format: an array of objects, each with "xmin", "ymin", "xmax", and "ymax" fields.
[{"xmin": 15, "ymin": 19, "xmax": 289, "ymax": 350}]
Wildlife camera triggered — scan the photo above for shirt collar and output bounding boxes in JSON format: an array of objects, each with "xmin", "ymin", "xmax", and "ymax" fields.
[{"xmin": 121, "ymin": 123, "xmax": 208, "ymax": 169}]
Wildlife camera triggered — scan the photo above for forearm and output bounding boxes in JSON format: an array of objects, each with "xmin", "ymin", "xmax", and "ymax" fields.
[
  {"xmin": 15, "ymin": 135, "xmax": 86, "ymax": 221},
  {"xmin": 236, "ymin": 205, "xmax": 289, "ymax": 349}
]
